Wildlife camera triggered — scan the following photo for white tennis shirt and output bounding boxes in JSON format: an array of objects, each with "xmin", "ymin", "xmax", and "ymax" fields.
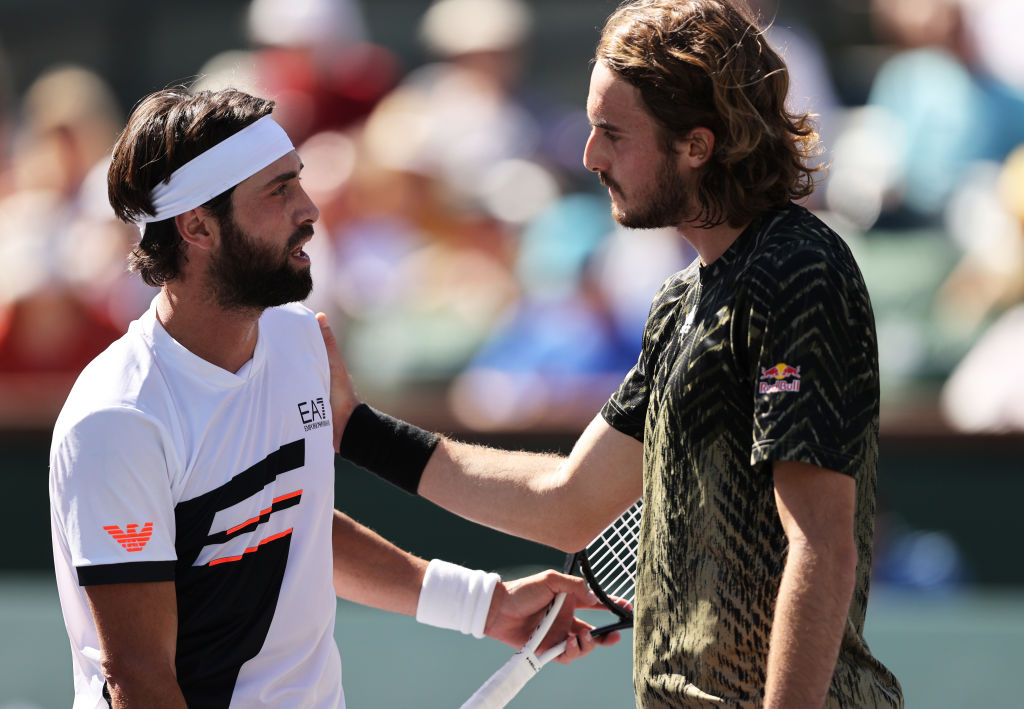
[{"xmin": 50, "ymin": 299, "xmax": 343, "ymax": 708}]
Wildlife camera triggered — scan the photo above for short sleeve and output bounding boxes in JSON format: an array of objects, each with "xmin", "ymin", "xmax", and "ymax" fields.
[
  {"xmin": 601, "ymin": 271, "xmax": 691, "ymax": 442},
  {"xmin": 50, "ymin": 407, "xmax": 178, "ymax": 585},
  {"xmin": 601, "ymin": 355, "xmax": 649, "ymax": 442},
  {"xmin": 749, "ymin": 248, "xmax": 879, "ymax": 477}
]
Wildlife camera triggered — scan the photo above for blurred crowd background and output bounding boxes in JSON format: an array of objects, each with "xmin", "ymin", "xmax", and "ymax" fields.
[
  {"xmin": 1, "ymin": 0, "xmax": 1024, "ymax": 582},
  {"xmin": 1, "ymin": 1, "xmax": 1023, "ymax": 705},
  {"xmin": 1, "ymin": 0, "xmax": 1024, "ymax": 435}
]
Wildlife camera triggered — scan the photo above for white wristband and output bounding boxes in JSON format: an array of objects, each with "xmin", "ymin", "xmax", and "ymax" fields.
[{"xmin": 416, "ymin": 559, "xmax": 501, "ymax": 638}]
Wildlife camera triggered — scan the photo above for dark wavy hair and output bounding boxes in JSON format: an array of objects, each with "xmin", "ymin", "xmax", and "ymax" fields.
[
  {"xmin": 107, "ymin": 88, "xmax": 275, "ymax": 286},
  {"xmin": 596, "ymin": 0, "xmax": 822, "ymax": 228}
]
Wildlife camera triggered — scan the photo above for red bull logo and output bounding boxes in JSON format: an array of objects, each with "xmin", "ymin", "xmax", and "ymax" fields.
[{"xmin": 759, "ymin": 362, "xmax": 801, "ymax": 393}]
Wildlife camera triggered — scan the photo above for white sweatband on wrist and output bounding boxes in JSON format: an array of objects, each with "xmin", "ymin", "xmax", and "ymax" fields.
[
  {"xmin": 416, "ymin": 559, "xmax": 501, "ymax": 639},
  {"xmin": 136, "ymin": 114, "xmax": 294, "ymax": 232}
]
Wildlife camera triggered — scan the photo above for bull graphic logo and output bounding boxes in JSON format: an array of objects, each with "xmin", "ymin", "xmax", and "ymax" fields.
[{"xmin": 759, "ymin": 362, "xmax": 801, "ymax": 393}]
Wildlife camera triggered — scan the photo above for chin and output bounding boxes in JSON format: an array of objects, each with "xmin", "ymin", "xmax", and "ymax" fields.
[{"xmin": 610, "ymin": 202, "xmax": 629, "ymax": 225}]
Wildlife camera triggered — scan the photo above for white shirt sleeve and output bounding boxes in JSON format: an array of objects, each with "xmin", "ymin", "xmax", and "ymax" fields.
[{"xmin": 50, "ymin": 406, "xmax": 178, "ymax": 584}]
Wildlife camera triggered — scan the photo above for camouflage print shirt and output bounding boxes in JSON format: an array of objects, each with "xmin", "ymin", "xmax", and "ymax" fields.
[{"xmin": 601, "ymin": 203, "xmax": 903, "ymax": 708}]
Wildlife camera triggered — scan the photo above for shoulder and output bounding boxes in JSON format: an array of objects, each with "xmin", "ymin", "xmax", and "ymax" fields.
[
  {"xmin": 640, "ymin": 259, "xmax": 699, "ymax": 340},
  {"xmin": 649, "ymin": 259, "xmax": 699, "ymax": 313},
  {"xmin": 57, "ymin": 321, "xmax": 158, "ymax": 425},
  {"xmin": 259, "ymin": 303, "xmax": 324, "ymax": 346},
  {"xmin": 51, "ymin": 403, "xmax": 173, "ymax": 491},
  {"xmin": 259, "ymin": 303, "xmax": 329, "ymax": 373},
  {"xmin": 260, "ymin": 302, "xmax": 318, "ymax": 329},
  {"xmin": 52, "ymin": 310, "xmax": 182, "ymax": 460},
  {"xmin": 53, "ymin": 404, "xmax": 168, "ymax": 451},
  {"xmin": 750, "ymin": 204, "xmax": 864, "ymax": 288}
]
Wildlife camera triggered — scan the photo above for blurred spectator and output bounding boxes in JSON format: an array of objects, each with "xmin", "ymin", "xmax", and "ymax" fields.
[
  {"xmin": 308, "ymin": 0, "xmax": 597, "ymax": 396},
  {"xmin": 362, "ymin": 0, "xmax": 584, "ymax": 211},
  {"xmin": 826, "ymin": 0, "xmax": 1024, "ymax": 230},
  {"xmin": 448, "ymin": 194, "xmax": 694, "ymax": 430},
  {"xmin": 197, "ymin": 0, "xmax": 399, "ymax": 144},
  {"xmin": 749, "ymin": 0, "xmax": 841, "ymax": 205},
  {"xmin": 940, "ymin": 144, "xmax": 1024, "ymax": 432},
  {"xmin": 874, "ymin": 514, "xmax": 968, "ymax": 591},
  {"xmin": 448, "ymin": 194, "xmax": 622, "ymax": 429},
  {"xmin": 246, "ymin": 0, "xmax": 399, "ymax": 142},
  {"xmin": 300, "ymin": 122, "xmax": 521, "ymax": 390},
  {"xmin": 0, "ymin": 65, "xmax": 140, "ymax": 377},
  {"xmin": 0, "ymin": 39, "xmax": 14, "ymax": 199}
]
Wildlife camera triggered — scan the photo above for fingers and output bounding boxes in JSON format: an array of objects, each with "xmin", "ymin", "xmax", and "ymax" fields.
[
  {"xmin": 593, "ymin": 629, "xmax": 621, "ymax": 646},
  {"xmin": 315, "ymin": 312, "xmax": 356, "ymax": 453},
  {"xmin": 541, "ymin": 571, "xmax": 603, "ymax": 610},
  {"xmin": 550, "ymin": 625, "xmax": 623, "ymax": 665},
  {"xmin": 550, "ymin": 626, "xmax": 607, "ymax": 665},
  {"xmin": 552, "ymin": 633, "xmax": 584, "ymax": 665},
  {"xmin": 316, "ymin": 312, "xmax": 337, "ymax": 351},
  {"xmin": 498, "ymin": 570, "xmax": 625, "ymax": 662}
]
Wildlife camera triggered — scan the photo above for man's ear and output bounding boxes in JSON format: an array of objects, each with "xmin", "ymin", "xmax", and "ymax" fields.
[
  {"xmin": 174, "ymin": 208, "xmax": 217, "ymax": 250},
  {"xmin": 679, "ymin": 127, "xmax": 715, "ymax": 169}
]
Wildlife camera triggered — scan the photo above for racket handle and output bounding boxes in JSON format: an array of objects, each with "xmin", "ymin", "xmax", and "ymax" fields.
[
  {"xmin": 461, "ymin": 591, "xmax": 570, "ymax": 709},
  {"xmin": 459, "ymin": 650, "xmax": 544, "ymax": 709}
]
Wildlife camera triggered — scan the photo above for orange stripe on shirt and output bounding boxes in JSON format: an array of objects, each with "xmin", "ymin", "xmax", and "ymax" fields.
[
  {"xmin": 224, "ymin": 490, "xmax": 303, "ymax": 535},
  {"xmin": 209, "ymin": 528, "xmax": 294, "ymax": 566},
  {"xmin": 272, "ymin": 489, "xmax": 303, "ymax": 504}
]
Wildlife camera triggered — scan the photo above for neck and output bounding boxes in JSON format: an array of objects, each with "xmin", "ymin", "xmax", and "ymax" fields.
[
  {"xmin": 155, "ymin": 286, "xmax": 262, "ymax": 373},
  {"xmin": 678, "ymin": 218, "xmax": 750, "ymax": 266}
]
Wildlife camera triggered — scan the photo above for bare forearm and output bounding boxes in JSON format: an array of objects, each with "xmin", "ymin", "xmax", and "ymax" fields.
[
  {"xmin": 102, "ymin": 652, "xmax": 186, "ymax": 709},
  {"xmin": 418, "ymin": 414, "xmax": 643, "ymax": 552},
  {"xmin": 321, "ymin": 316, "xmax": 638, "ymax": 548},
  {"xmin": 105, "ymin": 672, "xmax": 188, "ymax": 709},
  {"xmin": 419, "ymin": 439, "xmax": 574, "ymax": 547},
  {"xmin": 764, "ymin": 540, "xmax": 856, "ymax": 708},
  {"xmin": 87, "ymin": 582, "xmax": 185, "ymax": 709},
  {"xmin": 331, "ymin": 510, "xmax": 427, "ymax": 614}
]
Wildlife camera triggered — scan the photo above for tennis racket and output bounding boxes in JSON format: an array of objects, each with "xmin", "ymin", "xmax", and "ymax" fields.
[{"xmin": 460, "ymin": 499, "xmax": 642, "ymax": 709}]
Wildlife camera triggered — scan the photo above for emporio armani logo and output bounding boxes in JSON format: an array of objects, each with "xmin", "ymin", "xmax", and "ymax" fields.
[
  {"xmin": 104, "ymin": 522, "xmax": 154, "ymax": 552},
  {"xmin": 297, "ymin": 396, "xmax": 331, "ymax": 432}
]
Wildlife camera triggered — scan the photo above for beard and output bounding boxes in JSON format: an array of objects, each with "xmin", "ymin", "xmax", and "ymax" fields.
[
  {"xmin": 604, "ymin": 151, "xmax": 692, "ymax": 230},
  {"xmin": 208, "ymin": 214, "xmax": 314, "ymax": 311}
]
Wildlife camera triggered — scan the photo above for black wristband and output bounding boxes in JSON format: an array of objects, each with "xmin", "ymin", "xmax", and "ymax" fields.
[{"xmin": 338, "ymin": 404, "xmax": 440, "ymax": 495}]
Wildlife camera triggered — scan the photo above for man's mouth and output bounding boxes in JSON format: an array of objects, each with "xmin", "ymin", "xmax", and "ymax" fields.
[
  {"xmin": 599, "ymin": 172, "xmax": 621, "ymax": 195},
  {"xmin": 288, "ymin": 226, "xmax": 314, "ymax": 262}
]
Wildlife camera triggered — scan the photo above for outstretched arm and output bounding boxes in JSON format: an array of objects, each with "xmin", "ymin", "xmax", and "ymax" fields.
[
  {"xmin": 420, "ymin": 416, "xmax": 641, "ymax": 551},
  {"xmin": 317, "ymin": 314, "xmax": 643, "ymax": 552},
  {"xmin": 330, "ymin": 510, "xmax": 618, "ymax": 661}
]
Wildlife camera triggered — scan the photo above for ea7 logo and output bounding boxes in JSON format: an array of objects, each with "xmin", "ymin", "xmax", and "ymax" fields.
[
  {"xmin": 298, "ymin": 397, "xmax": 326, "ymax": 424},
  {"xmin": 104, "ymin": 522, "xmax": 154, "ymax": 552},
  {"xmin": 297, "ymin": 397, "xmax": 331, "ymax": 432}
]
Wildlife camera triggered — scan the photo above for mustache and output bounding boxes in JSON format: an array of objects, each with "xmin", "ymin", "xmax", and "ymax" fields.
[
  {"xmin": 287, "ymin": 224, "xmax": 315, "ymax": 251},
  {"xmin": 598, "ymin": 171, "xmax": 621, "ymax": 194}
]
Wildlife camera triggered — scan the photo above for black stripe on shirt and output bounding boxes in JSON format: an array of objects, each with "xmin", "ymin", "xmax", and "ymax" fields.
[{"xmin": 77, "ymin": 560, "xmax": 176, "ymax": 586}]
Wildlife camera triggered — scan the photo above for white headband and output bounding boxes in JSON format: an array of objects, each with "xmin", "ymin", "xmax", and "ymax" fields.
[{"xmin": 136, "ymin": 115, "xmax": 294, "ymax": 231}]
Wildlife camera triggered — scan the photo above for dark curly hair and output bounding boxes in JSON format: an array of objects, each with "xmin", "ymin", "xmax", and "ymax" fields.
[
  {"xmin": 596, "ymin": 0, "xmax": 822, "ymax": 228},
  {"xmin": 107, "ymin": 88, "xmax": 275, "ymax": 286}
]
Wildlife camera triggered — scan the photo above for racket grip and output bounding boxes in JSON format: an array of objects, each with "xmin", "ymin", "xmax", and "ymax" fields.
[
  {"xmin": 459, "ymin": 651, "xmax": 543, "ymax": 709},
  {"xmin": 461, "ymin": 591, "xmax": 568, "ymax": 708}
]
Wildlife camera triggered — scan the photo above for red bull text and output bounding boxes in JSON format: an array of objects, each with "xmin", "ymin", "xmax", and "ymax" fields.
[{"xmin": 759, "ymin": 362, "xmax": 801, "ymax": 393}]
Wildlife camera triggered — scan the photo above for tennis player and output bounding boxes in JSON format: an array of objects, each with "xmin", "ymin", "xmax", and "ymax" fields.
[
  {"xmin": 322, "ymin": 1, "xmax": 904, "ymax": 707},
  {"xmin": 48, "ymin": 87, "xmax": 615, "ymax": 709}
]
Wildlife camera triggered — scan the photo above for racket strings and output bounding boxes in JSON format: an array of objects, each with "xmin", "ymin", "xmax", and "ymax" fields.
[{"xmin": 584, "ymin": 500, "xmax": 642, "ymax": 605}]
